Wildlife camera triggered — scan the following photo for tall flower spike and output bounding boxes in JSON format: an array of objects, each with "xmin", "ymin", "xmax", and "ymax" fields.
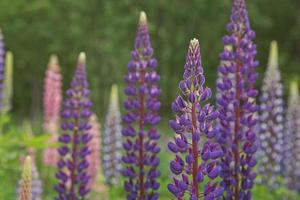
[
  {"xmin": 216, "ymin": 0, "xmax": 259, "ymax": 199},
  {"xmin": 2, "ymin": 51, "xmax": 13, "ymax": 114},
  {"xmin": 87, "ymin": 113, "xmax": 102, "ymax": 189},
  {"xmin": 18, "ymin": 154, "xmax": 43, "ymax": 200},
  {"xmin": 283, "ymin": 81, "xmax": 300, "ymax": 191},
  {"xmin": 0, "ymin": 29, "xmax": 5, "ymax": 112},
  {"xmin": 257, "ymin": 41, "xmax": 284, "ymax": 189},
  {"xmin": 18, "ymin": 156, "xmax": 32, "ymax": 200},
  {"xmin": 43, "ymin": 54, "xmax": 62, "ymax": 167},
  {"xmin": 168, "ymin": 39, "xmax": 223, "ymax": 200},
  {"xmin": 102, "ymin": 84, "xmax": 122, "ymax": 186},
  {"xmin": 122, "ymin": 11, "xmax": 161, "ymax": 200},
  {"xmin": 55, "ymin": 52, "xmax": 93, "ymax": 199}
]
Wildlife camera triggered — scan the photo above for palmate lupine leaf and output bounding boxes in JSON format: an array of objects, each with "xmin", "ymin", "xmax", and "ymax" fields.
[
  {"xmin": 122, "ymin": 11, "xmax": 161, "ymax": 200},
  {"xmin": 257, "ymin": 41, "xmax": 284, "ymax": 189},
  {"xmin": 283, "ymin": 81, "xmax": 300, "ymax": 191},
  {"xmin": 18, "ymin": 156, "xmax": 32, "ymax": 200},
  {"xmin": 55, "ymin": 52, "xmax": 93, "ymax": 199},
  {"xmin": 2, "ymin": 51, "xmax": 13, "ymax": 114},
  {"xmin": 43, "ymin": 54, "xmax": 62, "ymax": 167},
  {"xmin": 102, "ymin": 84, "xmax": 122, "ymax": 186},
  {"xmin": 216, "ymin": 0, "xmax": 259, "ymax": 199},
  {"xmin": 168, "ymin": 39, "xmax": 223, "ymax": 200}
]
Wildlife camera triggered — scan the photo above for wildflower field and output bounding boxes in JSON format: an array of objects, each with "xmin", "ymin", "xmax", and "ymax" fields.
[{"xmin": 1, "ymin": 0, "xmax": 300, "ymax": 200}]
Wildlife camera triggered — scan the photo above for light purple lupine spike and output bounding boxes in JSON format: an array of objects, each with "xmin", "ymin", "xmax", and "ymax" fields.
[
  {"xmin": 257, "ymin": 41, "xmax": 284, "ymax": 189},
  {"xmin": 55, "ymin": 52, "xmax": 93, "ymax": 200},
  {"xmin": 216, "ymin": 0, "xmax": 259, "ymax": 199},
  {"xmin": 168, "ymin": 38, "xmax": 223, "ymax": 200},
  {"xmin": 102, "ymin": 84, "xmax": 122, "ymax": 186},
  {"xmin": 0, "ymin": 29, "xmax": 5, "ymax": 111},
  {"xmin": 283, "ymin": 81, "xmax": 300, "ymax": 191},
  {"xmin": 122, "ymin": 11, "xmax": 161, "ymax": 200}
]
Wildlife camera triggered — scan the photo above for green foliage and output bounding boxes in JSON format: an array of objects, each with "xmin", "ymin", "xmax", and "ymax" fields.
[{"xmin": 0, "ymin": 0, "xmax": 299, "ymax": 118}]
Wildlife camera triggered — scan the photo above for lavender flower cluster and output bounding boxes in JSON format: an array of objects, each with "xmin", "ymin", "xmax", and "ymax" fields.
[
  {"xmin": 283, "ymin": 81, "xmax": 300, "ymax": 191},
  {"xmin": 122, "ymin": 11, "xmax": 161, "ymax": 200},
  {"xmin": 102, "ymin": 84, "xmax": 122, "ymax": 186},
  {"xmin": 257, "ymin": 41, "xmax": 284, "ymax": 189},
  {"xmin": 168, "ymin": 38, "xmax": 223, "ymax": 200}
]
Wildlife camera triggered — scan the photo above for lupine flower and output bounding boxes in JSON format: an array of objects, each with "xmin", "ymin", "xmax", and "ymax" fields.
[
  {"xmin": 283, "ymin": 81, "xmax": 300, "ymax": 191},
  {"xmin": 43, "ymin": 55, "xmax": 62, "ymax": 167},
  {"xmin": 18, "ymin": 156, "xmax": 32, "ymax": 200},
  {"xmin": 2, "ymin": 51, "xmax": 13, "ymax": 114},
  {"xmin": 55, "ymin": 52, "xmax": 93, "ymax": 199},
  {"xmin": 102, "ymin": 84, "xmax": 122, "ymax": 186},
  {"xmin": 257, "ymin": 41, "xmax": 284, "ymax": 189},
  {"xmin": 18, "ymin": 153, "xmax": 43, "ymax": 200},
  {"xmin": 0, "ymin": 29, "xmax": 5, "ymax": 112},
  {"xmin": 168, "ymin": 38, "xmax": 223, "ymax": 200},
  {"xmin": 87, "ymin": 114, "xmax": 102, "ymax": 189},
  {"xmin": 122, "ymin": 11, "xmax": 161, "ymax": 200},
  {"xmin": 216, "ymin": 0, "xmax": 259, "ymax": 199}
]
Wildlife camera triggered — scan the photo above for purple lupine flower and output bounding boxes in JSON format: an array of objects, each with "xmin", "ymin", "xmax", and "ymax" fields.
[
  {"xmin": 283, "ymin": 81, "xmax": 300, "ymax": 191},
  {"xmin": 168, "ymin": 38, "xmax": 223, "ymax": 200},
  {"xmin": 55, "ymin": 52, "xmax": 93, "ymax": 200},
  {"xmin": 216, "ymin": 0, "xmax": 259, "ymax": 199},
  {"xmin": 0, "ymin": 29, "xmax": 5, "ymax": 111},
  {"xmin": 122, "ymin": 11, "xmax": 161, "ymax": 200},
  {"xmin": 102, "ymin": 84, "xmax": 122, "ymax": 186},
  {"xmin": 257, "ymin": 41, "xmax": 284, "ymax": 189}
]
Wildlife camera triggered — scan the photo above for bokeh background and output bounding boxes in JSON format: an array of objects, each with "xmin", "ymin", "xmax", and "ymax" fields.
[
  {"xmin": 1, "ymin": 0, "xmax": 300, "ymax": 199},
  {"xmin": 1, "ymin": 0, "xmax": 299, "ymax": 120}
]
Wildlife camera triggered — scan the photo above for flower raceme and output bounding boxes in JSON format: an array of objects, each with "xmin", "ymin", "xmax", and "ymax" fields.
[
  {"xmin": 2, "ymin": 51, "xmax": 13, "ymax": 114},
  {"xmin": 283, "ymin": 81, "xmax": 300, "ymax": 191},
  {"xmin": 122, "ymin": 11, "xmax": 161, "ymax": 200},
  {"xmin": 55, "ymin": 52, "xmax": 93, "ymax": 200},
  {"xmin": 216, "ymin": 0, "xmax": 259, "ymax": 199},
  {"xmin": 43, "ymin": 55, "xmax": 62, "ymax": 167},
  {"xmin": 18, "ymin": 156, "xmax": 32, "ymax": 200},
  {"xmin": 0, "ymin": 29, "xmax": 5, "ymax": 112},
  {"xmin": 102, "ymin": 84, "xmax": 122, "ymax": 186},
  {"xmin": 258, "ymin": 41, "xmax": 284, "ymax": 189},
  {"xmin": 168, "ymin": 38, "xmax": 223, "ymax": 200}
]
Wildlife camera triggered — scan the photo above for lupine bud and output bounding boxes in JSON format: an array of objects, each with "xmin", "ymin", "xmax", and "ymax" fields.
[
  {"xmin": 168, "ymin": 39, "xmax": 223, "ymax": 199},
  {"xmin": 87, "ymin": 114, "xmax": 102, "ymax": 189},
  {"xmin": 216, "ymin": 0, "xmax": 259, "ymax": 199},
  {"xmin": 18, "ymin": 154, "xmax": 43, "ymax": 200},
  {"xmin": 283, "ymin": 81, "xmax": 300, "ymax": 191},
  {"xmin": 43, "ymin": 55, "xmax": 62, "ymax": 167},
  {"xmin": 18, "ymin": 156, "xmax": 32, "ymax": 200},
  {"xmin": 102, "ymin": 84, "xmax": 122, "ymax": 186},
  {"xmin": 2, "ymin": 51, "xmax": 13, "ymax": 114},
  {"xmin": 55, "ymin": 52, "xmax": 92, "ymax": 199},
  {"xmin": 257, "ymin": 41, "xmax": 283, "ymax": 189},
  {"xmin": 122, "ymin": 11, "xmax": 161, "ymax": 200}
]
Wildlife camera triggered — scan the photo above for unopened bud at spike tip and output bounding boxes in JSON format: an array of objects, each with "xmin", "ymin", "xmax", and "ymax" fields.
[
  {"xmin": 268, "ymin": 41, "xmax": 278, "ymax": 69},
  {"xmin": 290, "ymin": 81, "xmax": 299, "ymax": 101},
  {"xmin": 78, "ymin": 52, "xmax": 86, "ymax": 64},
  {"xmin": 139, "ymin": 11, "xmax": 147, "ymax": 25},
  {"xmin": 50, "ymin": 54, "xmax": 58, "ymax": 66},
  {"xmin": 190, "ymin": 38, "xmax": 199, "ymax": 48}
]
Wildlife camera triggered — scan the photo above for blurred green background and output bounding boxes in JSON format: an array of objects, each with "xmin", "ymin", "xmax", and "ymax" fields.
[
  {"xmin": 0, "ymin": 0, "xmax": 300, "ymax": 199},
  {"xmin": 0, "ymin": 0, "xmax": 299, "ymax": 120}
]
